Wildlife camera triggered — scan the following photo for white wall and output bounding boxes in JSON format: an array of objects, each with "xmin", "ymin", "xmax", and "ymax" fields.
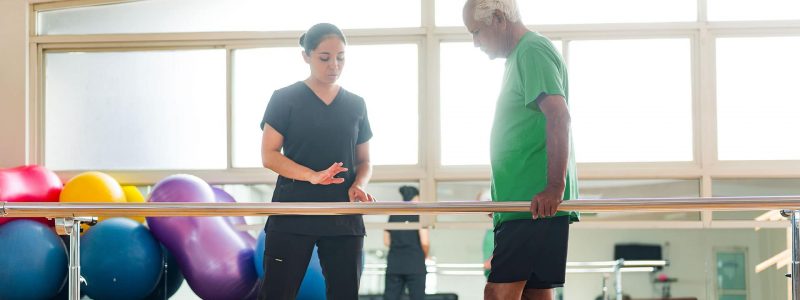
[{"xmin": 0, "ymin": 0, "xmax": 28, "ymax": 168}]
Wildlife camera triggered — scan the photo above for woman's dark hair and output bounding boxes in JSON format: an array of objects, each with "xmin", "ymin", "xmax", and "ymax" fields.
[
  {"xmin": 399, "ymin": 186, "xmax": 419, "ymax": 202},
  {"xmin": 299, "ymin": 23, "xmax": 347, "ymax": 54}
]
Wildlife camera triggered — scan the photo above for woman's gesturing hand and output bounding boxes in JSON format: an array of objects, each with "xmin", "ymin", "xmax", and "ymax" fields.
[{"xmin": 308, "ymin": 162, "xmax": 348, "ymax": 185}]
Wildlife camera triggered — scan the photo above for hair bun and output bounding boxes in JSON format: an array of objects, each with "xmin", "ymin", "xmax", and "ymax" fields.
[{"xmin": 298, "ymin": 33, "xmax": 306, "ymax": 47}]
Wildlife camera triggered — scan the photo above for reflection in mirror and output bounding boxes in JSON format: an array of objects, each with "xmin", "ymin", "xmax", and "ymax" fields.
[{"xmin": 360, "ymin": 227, "xmax": 787, "ymax": 299}]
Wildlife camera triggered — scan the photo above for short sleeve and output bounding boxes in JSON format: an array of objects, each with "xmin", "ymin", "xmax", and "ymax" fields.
[
  {"xmin": 260, "ymin": 90, "xmax": 290, "ymax": 135},
  {"xmin": 356, "ymin": 99, "xmax": 373, "ymax": 145},
  {"xmin": 519, "ymin": 48, "xmax": 567, "ymax": 110}
]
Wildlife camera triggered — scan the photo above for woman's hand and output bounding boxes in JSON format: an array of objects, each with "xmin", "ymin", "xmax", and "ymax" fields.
[
  {"xmin": 348, "ymin": 184, "xmax": 375, "ymax": 202},
  {"xmin": 308, "ymin": 162, "xmax": 348, "ymax": 185}
]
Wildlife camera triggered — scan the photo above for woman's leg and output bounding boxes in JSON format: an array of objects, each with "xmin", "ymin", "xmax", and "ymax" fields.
[
  {"xmin": 258, "ymin": 231, "xmax": 316, "ymax": 300},
  {"xmin": 317, "ymin": 235, "xmax": 364, "ymax": 300}
]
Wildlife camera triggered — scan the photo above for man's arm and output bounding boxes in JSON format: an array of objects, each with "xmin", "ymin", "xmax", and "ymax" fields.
[
  {"xmin": 384, "ymin": 231, "xmax": 391, "ymax": 247},
  {"xmin": 531, "ymin": 94, "xmax": 571, "ymax": 219}
]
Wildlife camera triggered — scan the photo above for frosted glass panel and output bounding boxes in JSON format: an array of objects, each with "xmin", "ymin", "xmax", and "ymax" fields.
[
  {"xmin": 233, "ymin": 44, "xmax": 418, "ymax": 167},
  {"xmin": 570, "ymin": 39, "xmax": 693, "ymax": 162},
  {"xmin": 716, "ymin": 37, "xmax": 800, "ymax": 161},
  {"xmin": 581, "ymin": 179, "xmax": 701, "ymax": 221},
  {"xmin": 439, "ymin": 42, "xmax": 504, "ymax": 166},
  {"xmin": 712, "ymin": 178, "xmax": 800, "ymax": 220},
  {"xmin": 709, "ymin": 0, "xmax": 800, "ymax": 21},
  {"xmin": 437, "ymin": 0, "xmax": 696, "ymax": 26},
  {"xmin": 39, "ymin": 0, "xmax": 420, "ymax": 35},
  {"xmin": 339, "ymin": 44, "xmax": 418, "ymax": 165},
  {"xmin": 45, "ymin": 50, "xmax": 227, "ymax": 170},
  {"xmin": 232, "ymin": 48, "xmax": 307, "ymax": 168}
]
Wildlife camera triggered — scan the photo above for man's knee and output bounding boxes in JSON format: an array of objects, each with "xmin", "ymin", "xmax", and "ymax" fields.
[
  {"xmin": 484, "ymin": 281, "xmax": 526, "ymax": 300},
  {"xmin": 521, "ymin": 288, "xmax": 553, "ymax": 300}
]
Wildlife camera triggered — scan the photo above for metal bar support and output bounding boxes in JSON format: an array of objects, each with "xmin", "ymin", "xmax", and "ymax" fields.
[
  {"xmin": 614, "ymin": 258, "xmax": 624, "ymax": 300},
  {"xmin": 55, "ymin": 217, "xmax": 96, "ymax": 300}
]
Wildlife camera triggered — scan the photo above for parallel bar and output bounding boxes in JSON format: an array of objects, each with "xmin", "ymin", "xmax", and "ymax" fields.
[{"xmin": 2, "ymin": 196, "xmax": 800, "ymax": 218}]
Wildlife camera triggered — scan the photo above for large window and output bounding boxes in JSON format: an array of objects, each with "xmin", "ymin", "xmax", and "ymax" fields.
[
  {"xmin": 44, "ymin": 50, "xmax": 227, "ymax": 170},
  {"xmin": 716, "ymin": 37, "xmax": 800, "ymax": 161},
  {"xmin": 708, "ymin": 0, "xmax": 800, "ymax": 21},
  {"xmin": 439, "ymin": 43, "xmax": 504, "ymax": 166},
  {"xmin": 232, "ymin": 47, "xmax": 307, "ymax": 168},
  {"xmin": 436, "ymin": 0, "xmax": 696, "ymax": 26},
  {"xmin": 569, "ymin": 39, "xmax": 693, "ymax": 162},
  {"xmin": 30, "ymin": 1, "xmax": 800, "ymax": 299},
  {"xmin": 39, "ymin": 0, "xmax": 421, "ymax": 35}
]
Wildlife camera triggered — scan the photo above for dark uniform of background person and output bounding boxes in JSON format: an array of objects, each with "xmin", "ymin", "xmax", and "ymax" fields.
[{"xmin": 383, "ymin": 186, "xmax": 429, "ymax": 300}]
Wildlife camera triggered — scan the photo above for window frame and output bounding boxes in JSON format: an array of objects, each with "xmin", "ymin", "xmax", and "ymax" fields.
[{"xmin": 27, "ymin": 0, "xmax": 800, "ymax": 229}]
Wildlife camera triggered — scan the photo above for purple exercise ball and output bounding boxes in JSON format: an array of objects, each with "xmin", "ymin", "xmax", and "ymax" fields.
[{"xmin": 147, "ymin": 174, "xmax": 258, "ymax": 300}]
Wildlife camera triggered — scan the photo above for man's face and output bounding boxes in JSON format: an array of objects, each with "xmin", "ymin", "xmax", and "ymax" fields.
[{"xmin": 463, "ymin": 8, "xmax": 502, "ymax": 59}]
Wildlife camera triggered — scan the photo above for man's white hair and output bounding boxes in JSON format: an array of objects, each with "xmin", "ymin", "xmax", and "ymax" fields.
[{"xmin": 470, "ymin": 0, "xmax": 521, "ymax": 25}]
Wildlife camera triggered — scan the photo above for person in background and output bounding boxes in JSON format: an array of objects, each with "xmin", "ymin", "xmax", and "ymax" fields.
[
  {"xmin": 258, "ymin": 22, "xmax": 375, "ymax": 300},
  {"xmin": 383, "ymin": 186, "xmax": 429, "ymax": 300}
]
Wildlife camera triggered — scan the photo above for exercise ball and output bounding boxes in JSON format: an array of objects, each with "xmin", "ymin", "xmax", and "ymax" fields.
[
  {"xmin": 0, "ymin": 165, "xmax": 63, "ymax": 226},
  {"xmin": 144, "ymin": 246, "xmax": 185, "ymax": 300},
  {"xmin": 81, "ymin": 218, "xmax": 163, "ymax": 300},
  {"xmin": 147, "ymin": 174, "xmax": 259, "ymax": 300},
  {"xmin": 60, "ymin": 171, "xmax": 125, "ymax": 230},
  {"xmin": 0, "ymin": 220, "xmax": 67, "ymax": 300},
  {"xmin": 122, "ymin": 186, "xmax": 147, "ymax": 223}
]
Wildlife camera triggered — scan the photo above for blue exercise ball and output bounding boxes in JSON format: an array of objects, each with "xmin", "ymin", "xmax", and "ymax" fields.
[
  {"xmin": 52, "ymin": 235, "xmax": 87, "ymax": 300},
  {"xmin": 254, "ymin": 230, "xmax": 267, "ymax": 278},
  {"xmin": 81, "ymin": 218, "xmax": 163, "ymax": 300},
  {"xmin": 0, "ymin": 220, "xmax": 68, "ymax": 300},
  {"xmin": 297, "ymin": 247, "xmax": 326, "ymax": 300},
  {"xmin": 144, "ymin": 245, "xmax": 185, "ymax": 300}
]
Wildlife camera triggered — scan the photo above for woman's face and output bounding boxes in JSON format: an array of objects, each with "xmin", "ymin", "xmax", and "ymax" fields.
[{"xmin": 304, "ymin": 35, "xmax": 346, "ymax": 85}]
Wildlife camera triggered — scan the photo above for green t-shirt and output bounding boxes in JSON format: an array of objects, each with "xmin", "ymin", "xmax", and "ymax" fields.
[{"xmin": 490, "ymin": 32, "xmax": 579, "ymax": 228}]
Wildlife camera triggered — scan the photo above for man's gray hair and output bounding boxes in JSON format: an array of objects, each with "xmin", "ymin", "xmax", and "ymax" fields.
[{"xmin": 469, "ymin": 0, "xmax": 521, "ymax": 25}]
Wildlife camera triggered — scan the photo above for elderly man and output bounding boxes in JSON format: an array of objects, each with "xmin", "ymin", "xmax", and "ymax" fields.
[{"xmin": 462, "ymin": 0, "xmax": 580, "ymax": 299}]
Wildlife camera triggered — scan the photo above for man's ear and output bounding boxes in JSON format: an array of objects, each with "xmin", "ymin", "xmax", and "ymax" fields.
[{"xmin": 493, "ymin": 9, "xmax": 505, "ymax": 25}]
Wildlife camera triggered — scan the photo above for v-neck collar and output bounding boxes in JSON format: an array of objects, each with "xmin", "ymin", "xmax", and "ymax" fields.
[{"xmin": 300, "ymin": 81, "xmax": 342, "ymax": 107}]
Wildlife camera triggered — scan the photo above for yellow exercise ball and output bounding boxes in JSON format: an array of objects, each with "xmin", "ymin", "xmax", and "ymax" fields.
[
  {"xmin": 122, "ymin": 186, "xmax": 146, "ymax": 224},
  {"xmin": 60, "ymin": 171, "xmax": 125, "ymax": 231}
]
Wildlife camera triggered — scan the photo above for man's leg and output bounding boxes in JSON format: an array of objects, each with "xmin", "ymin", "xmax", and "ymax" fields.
[
  {"xmin": 484, "ymin": 281, "xmax": 526, "ymax": 300},
  {"xmin": 486, "ymin": 217, "xmax": 569, "ymax": 300},
  {"xmin": 521, "ymin": 288, "xmax": 553, "ymax": 300}
]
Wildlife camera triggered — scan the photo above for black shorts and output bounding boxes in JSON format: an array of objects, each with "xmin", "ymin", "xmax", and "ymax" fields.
[{"xmin": 488, "ymin": 216, "xmax": 569, "ymax": 289}]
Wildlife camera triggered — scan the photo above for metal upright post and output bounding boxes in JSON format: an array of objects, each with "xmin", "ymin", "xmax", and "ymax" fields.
[
  {"xmin": 55, "ymin": 217, "xmax": 96, "ymax": 300},
  {"xmin": 615, "ymin": 259, "xmax": 623, "ymax": 300},
  {"xmin": 68, "ymin": 218, "xmax": 81, "ymax": 300},
  {"xmin": 781, "ymin": 210, "xmax": 800, "ymax": 300},
  {"xmin": 792, "ymin": 211, "xmax": 800, "ymax": 300}
]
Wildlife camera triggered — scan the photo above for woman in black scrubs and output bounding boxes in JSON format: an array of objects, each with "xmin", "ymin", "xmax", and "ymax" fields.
[{"xmin": 258, "ymin": 23, "xmax": 375, "ymax": 300}]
